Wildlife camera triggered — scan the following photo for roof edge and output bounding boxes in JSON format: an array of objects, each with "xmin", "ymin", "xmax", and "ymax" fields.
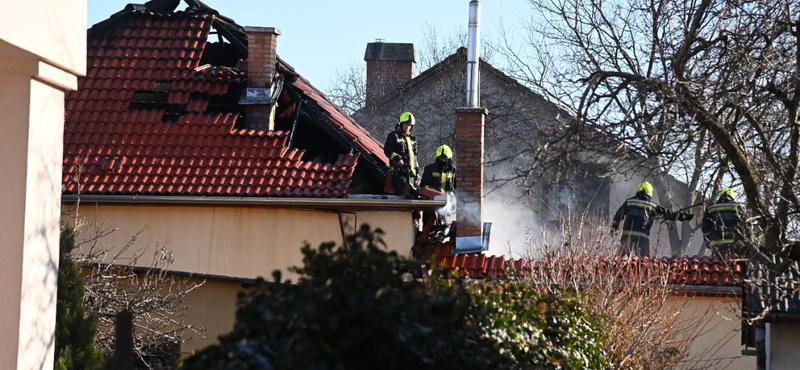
[
  {"xmin": 63, "ymin": 194, "xmax": 445, "ymax": 210},
  {"xmin": 669, "ymin": 285, "xmax": 742, "ymax": 296}
]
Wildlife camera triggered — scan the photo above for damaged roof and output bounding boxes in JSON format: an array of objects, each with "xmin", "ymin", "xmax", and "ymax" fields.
[{"xmin": 63, "ymin": 0, "xmax": 386, "ymax": 198}]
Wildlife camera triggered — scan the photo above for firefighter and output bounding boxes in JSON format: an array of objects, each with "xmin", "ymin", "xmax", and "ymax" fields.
[
  {"xmin": 611, "ymin": 181, "xmax": 694, "ymax": 257},
  {"xmin": 421, "ymin": 144, "xmax": 456, "ymax": 193},
  {"xmin": 420, "ymin": 144, "xmax": 457, "ymax": 227},
  {"xmin": 702, "ymin": 187, "xmax": 747, "ymax": 258},
  {"xmin": 383, "ymin": 112, "xmax": 420, "ymax": 195}
]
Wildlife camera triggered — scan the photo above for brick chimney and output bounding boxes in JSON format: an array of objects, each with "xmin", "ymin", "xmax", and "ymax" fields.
[
  {"xmin": 242, "ymin": 26, "xmax": 281, "ymax": 131},
  {"xmin": 455, "ymin": 107, "xmax": 487, "ymax": 242},
  {"xmin": 364, "ymin": 41, "xmax": 416, "ymax": 107}
]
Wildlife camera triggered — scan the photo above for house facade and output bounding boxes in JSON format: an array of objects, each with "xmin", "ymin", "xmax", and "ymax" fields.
[
  {"xmin": 63, "ymin": 0, "xmax": 442, "ymax": 353},
  {"xmin": 353, "ymin": 44, "xmax": 705, "ymax": 257},
  {"xmin": 0, "ymin": 1, "xmax": 86, "ymax": 369}
]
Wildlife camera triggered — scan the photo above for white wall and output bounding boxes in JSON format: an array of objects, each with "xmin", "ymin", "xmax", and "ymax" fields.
[
  {"xmin": 0, "ymin": 0, "xmax": 86, "ymax": 76},
  {"xmin": 0, "ymin": 3, "xmax": 85, "ymax": 364},
  {"xmin": 671, "ymin": 295, "xmax": 753, "ymax": 369},
  {"xmin": 768, "ymin": 323, "xmax": 800, "ymax": 370}
]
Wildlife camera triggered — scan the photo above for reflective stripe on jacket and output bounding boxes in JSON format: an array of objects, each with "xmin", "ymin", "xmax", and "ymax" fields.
[
  {"xmin": 421, "ymin": 161, "xmax": 456, "ymax": 192},
  {"xmin": 612, "ymin": 194, "xmax": 674, "ymax": 239},
  {"xmin": 383, "ymin": 130, "xmax": 419, "ymax": 176},
  {"xmin": 702, "ymin": 200, "xmax": 744, "ymax": 245}
]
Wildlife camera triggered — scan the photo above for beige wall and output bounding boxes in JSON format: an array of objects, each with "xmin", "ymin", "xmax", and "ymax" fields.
[
  {"xmin": 1, "ymin": 3, "xmax": 85, "ymax": 368},
  {"xmin": 355, "ymin": 211, "xmax": 415, "ymax": 254},
  {"xmin": 181, "ymin": 278, "xmax": 242, "ymax": 354},
  {"xmin": 669, "ymin": 295, "xmax": 753, "ymax": 369},
  {"xmin": 768, "ymin": 323, "xmax": 800, "ymax": 370},
  {"xmin": 69, "ymin": 204, "xmax": 415, "ymax": 279},
  {"xmin": 68, "ymin": 203, "xmax": 415, "ymax": 353}
]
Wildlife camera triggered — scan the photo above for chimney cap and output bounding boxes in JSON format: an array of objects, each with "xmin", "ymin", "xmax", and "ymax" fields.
[
  {"xmin": 364, "ymin": 42, "xmax": 417, "ymax": 62},
  {"xmin": 244, "ymin": 26, "xmax": 282, "ymax": 35}
]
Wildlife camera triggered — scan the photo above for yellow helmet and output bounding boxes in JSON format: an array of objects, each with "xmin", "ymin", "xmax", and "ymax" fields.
[
  {"xmin": 436, "ymin": 144, "xmax": 453, "ymax": 159},
  {"xmin": 398, "ymin": 112, "xmax": 415, "ymax": 126},
  {"xmin": 636, "ymin": 181, "xmax": 654, "ymax": 197},
  {"xmin": 717, "ymin": 187, "xmax": 736, "ymax": 201}
]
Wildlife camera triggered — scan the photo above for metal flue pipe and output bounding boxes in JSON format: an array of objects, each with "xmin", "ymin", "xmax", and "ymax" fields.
[{"xmin": 466, "ymin": 0, "xmax": 481, "ymax": 107}]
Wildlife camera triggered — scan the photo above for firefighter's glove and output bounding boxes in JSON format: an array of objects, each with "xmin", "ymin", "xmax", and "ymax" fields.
[
  {"xmin": 677, "ymin": 212, "xmax": 694, "ymax": 221},
  {"xmin": 395, "ymin": 158, "xmax": 405, "ymax": 167}
]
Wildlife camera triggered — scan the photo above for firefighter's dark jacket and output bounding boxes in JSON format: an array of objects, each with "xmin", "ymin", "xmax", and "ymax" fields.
[
  {"xmin": 701, "ymin": 195, "xmax": 746, "ymax": 246},
  {"xmin": 612, "ymin": 192, "xmax": 679, "ymax": 239},
  {"xmin": 421, "ymin": 160, "xmax": 456, "ymax": 192},
  {"xmin": 383, "ymin": 129, "xmax": 419, "ymax": 176}
]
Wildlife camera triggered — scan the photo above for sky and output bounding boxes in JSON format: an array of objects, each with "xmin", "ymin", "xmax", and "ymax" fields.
[{"xmin": 87, "ymin": 0, "xmax": 532, "ymax": 88}]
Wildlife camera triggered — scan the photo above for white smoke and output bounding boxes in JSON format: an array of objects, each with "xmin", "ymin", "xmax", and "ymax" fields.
[{"xmin": 483, "ymin": 191, "xmax": 541, "ymax": 258}]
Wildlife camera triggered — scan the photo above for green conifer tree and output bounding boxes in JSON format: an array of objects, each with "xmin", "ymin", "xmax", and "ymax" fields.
[{"xmin": 55, "ymin": 226, "xmax": 104, "ymax": 370}]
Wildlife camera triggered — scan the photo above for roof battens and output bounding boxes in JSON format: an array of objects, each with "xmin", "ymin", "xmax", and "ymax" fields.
[{"xmin": 240, "ymin": 26, "xmax": 281, "ymax": 131}]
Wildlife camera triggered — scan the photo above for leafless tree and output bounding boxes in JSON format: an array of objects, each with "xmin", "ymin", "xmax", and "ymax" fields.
[
  {"xmin": 325, "ymin": 63, "xmax": 366, "ymax": 116},
  {"xmin": 325, "ymin": 25, "xmax": 482, "ymax": 116},
  {"xmin": 64, "ymin": 201, "xmax": 206, "ymax": 370},
  {"xmin": 514, "ymin": 214, "xmax": 745, "ymax": 369},
  {"xmin": 494, "ymin": 0, "xmax": 800, "ymax": 261}
]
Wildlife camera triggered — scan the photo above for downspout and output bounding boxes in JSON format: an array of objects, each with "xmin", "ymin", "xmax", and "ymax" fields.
[{"xmin": 337, "ymin": 211, "xmax": 357, "ymax": 248}]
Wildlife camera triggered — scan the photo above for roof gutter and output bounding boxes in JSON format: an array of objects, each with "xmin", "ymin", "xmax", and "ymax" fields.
[
  {"xmin": 669, "ymin": 285, "xmax": 742, "ymax": 297},
  {"xmin": 62, "ymin": 194, "xmax": 446, "ymax": 211}
]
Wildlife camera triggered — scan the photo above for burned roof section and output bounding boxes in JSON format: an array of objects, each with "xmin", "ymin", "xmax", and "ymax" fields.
[{"xmin": 64, "ymin": 0, "xmax": 387, "ymax": 197}]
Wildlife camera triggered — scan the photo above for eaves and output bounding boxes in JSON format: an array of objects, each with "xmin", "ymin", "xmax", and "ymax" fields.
[
  {"xmin": 62, "ymin": 194, "xmax": 446, "ymax": 212},
  {"xmin": 670, "ymin": 285, "xmax": 743, "ymax": 298}
]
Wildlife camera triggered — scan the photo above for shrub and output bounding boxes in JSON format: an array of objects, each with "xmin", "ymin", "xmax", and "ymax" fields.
[
  {"xmin": 467, "ymin": 281, "xmax": 608, "ymax": 369},
  {"xmin": 55, "ymin": 226, "xmax": 104, "ymax": 370},
  {"xmin": 181, "ymin": 225, "xmax": 607, "ymax": 370}
]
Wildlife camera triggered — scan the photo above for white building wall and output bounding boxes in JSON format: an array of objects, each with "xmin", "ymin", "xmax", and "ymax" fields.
[
  {"xmin": 768, "ymin": 323, "xmax": 800, "ymax": 370},
  {"xmin": 0, "ymin": 2, "xmax": 85, "ymax": 368}
]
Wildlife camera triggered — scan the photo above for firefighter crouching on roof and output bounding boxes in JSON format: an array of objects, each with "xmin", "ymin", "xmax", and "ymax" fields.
[
  {"xmin": 611, "ymin": 181, "xmax": 694, "ymax": 257},
  {"xmin": 702, "ymin": 187, "xmax": 749, "ymax": 259},
  {"xmin": 420, "ymin": 144, "xmax": 456, "ymax": 227},
  {"xmin": 383, "ymin": 112, "xmax": 420, "ymax": 196}
]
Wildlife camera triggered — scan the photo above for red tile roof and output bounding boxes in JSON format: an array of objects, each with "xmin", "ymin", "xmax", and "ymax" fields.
[
  {"xmin": 417, "ymin": 242, "xmax": 743, "ymax": 286},
  {"xmin": 63, "ymin": 7, "xmax": 382, "ymax": 198}
]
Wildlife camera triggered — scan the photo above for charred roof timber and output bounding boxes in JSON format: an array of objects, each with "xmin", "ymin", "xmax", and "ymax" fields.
[{"xmin": 90, "ymin": 0, "xmax": 248, "ymax": 58}]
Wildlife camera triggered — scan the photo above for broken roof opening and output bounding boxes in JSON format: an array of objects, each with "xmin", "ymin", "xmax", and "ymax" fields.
[{"xmin": 71, "ymin": 0, "xmax": 391, "ymax": 199}]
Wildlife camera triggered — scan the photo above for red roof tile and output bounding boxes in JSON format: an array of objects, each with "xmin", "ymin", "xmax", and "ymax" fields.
[
  {"xmin": 419, "ymin": 242, "xmax": 743, "ymax": 286},
  {"xmin": 63, "ymin": 9, "xmax": 371, "ymax": 198}
]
